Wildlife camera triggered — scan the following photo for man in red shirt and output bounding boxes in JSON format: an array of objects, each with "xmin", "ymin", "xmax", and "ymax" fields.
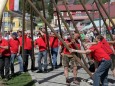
[
  {"xmin": 34, "ymin": 30, "xmax": 48, "ymax": 73},
  {"xmin": 9, "ymin": 32, "xmax": 23, "ymax": 75},
  {"xmin": 70, "ymin": 43, "xmax": 112, "ymax": 86},
  {"xmin": 23, "ymin": 30, "xmax": 35, "ymax": 72},
  {"xmin": 49, "ymin": 32, "xmax": 59, "ymax": 69},
  {"xmin": 60, "ymin": 36, "xmax": 80, "ymax": 85},
  {"xmin": 87, "ymin": 35, "xmax": 115, "ymax": 77},
  {"xmin": 0, "ymin": 32, "xmax": 11, "ymax": 80}
]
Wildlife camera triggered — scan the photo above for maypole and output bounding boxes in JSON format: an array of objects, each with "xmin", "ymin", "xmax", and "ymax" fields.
[{"xmin": 0, "ymin": 0, "xmax": 8, "ymax": 29}]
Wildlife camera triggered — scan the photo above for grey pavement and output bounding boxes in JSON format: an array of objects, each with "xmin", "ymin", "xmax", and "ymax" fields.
[{"xmin": 14, "ymin": 49, "xmax": 115, "ymax": 86}]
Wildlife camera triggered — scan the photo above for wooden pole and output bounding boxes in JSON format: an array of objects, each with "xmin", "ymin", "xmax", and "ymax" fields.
[
  {"xmin": 62, "ymin": 0, "xmax": 88, "ymax": 68},
  {"xmin": 41, "ymin": 0, "xmax": 53, "ymax": 68},
  {"xmin": 98, "ymin": 0, "xmax": 115, "ymax": 28},
  {"xmin": 27, "ymin": 0, "xmax": 92, "ymax": 77},
  {"xmin": 78, "ymin": 0, "xmax": 100, "ymax": 34},
  {"xmin": 94, "ymin": 0, "xmax": 114, "ymax": 40},
  {"xmin": 0, "ymin": 14, "xmax": 3, "ymax": 31},
  {"xmin": 22, "ymin": 0, "xmax": 26, "ymax": 60},
  {"xmin": 30, "ymin": 0, "xmax": 35, "ymax": 69},
  {"xmin": 55, "ymin": 0, "xmax": 63, "ymax": 66}
]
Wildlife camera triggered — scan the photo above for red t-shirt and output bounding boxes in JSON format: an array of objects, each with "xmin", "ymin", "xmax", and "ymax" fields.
[
  {"xmin": 18, "ymin": 36, "xmax": 22, "ymax": 47},
  {"xmin": 9, "ymin": 38, "xmax": 20, "ymax": 54},
  {"xmin": 49, "ymin": 36, "xmax": 59, "ymax": 48},
  {"xmin": 98, "ymin": 38, "xmax": 113, "ymax": 55},
  {"xmin": 89, "ymin": 44, "xmax": 110, "ymax": 62},
  {"xmin": 35, "ymin": 36, "xmax": 47, "ymax": 52},
  {"xmin": 18, "ymin": 35, "xmax": 27, "ymax": 49},
  {"xmin": 60, "ymin": 39, "xmax": 72, "ymax": 55},
  {"xmin": 71, "ymin": 40, "xmax": 81, "ymax": 50},
  {"xmin": 24, "ymin": 37, "xmax": 32, "ymax": 50},
  {"xmin": 0, "ymin": 39, "xmax": 11, "ymax": 56}
]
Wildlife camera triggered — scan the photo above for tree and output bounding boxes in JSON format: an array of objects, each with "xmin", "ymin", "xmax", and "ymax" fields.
[{"xmin": 48, "ymin": 0, "xmax": 54, "ymax": 23}]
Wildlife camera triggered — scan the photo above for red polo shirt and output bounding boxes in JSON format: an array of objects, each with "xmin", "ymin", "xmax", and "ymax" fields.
[
  {"xmin": 18, "ymin": 35, "xmax": 27, "ymax": 49},
  {"xmin": 89, "ymin": 44, "xmax": 110, "ymax": 62},
  {"xmin": 0, "ymin": 39, "xmax": 11, "ymax": 56},
  {"xmin": 60, "ymin": 39, "xmax": 72, "ymax": 55},
  {"xmin": 24, "ymin": 37, "xmax": 32, "ymax": 50},
  {"xmin": 9, "ymin": 38, "xmax": 20, "ymax": 54},
  {"xmin": 50, "ymin": 36, "xmax": 59, "ymax": 48},
  {"xmin": 35, "ymin": 36, "xmax": 47, "ymax": 52},
  {"xmin": 98, "ymin": 38, "xmax": 113, "ymax": 55}
]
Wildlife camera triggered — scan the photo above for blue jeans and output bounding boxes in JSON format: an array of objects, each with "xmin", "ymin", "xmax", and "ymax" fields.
[
  {"xmin": 10, "ymin": 54, "xmax": 23, "ymax": 72},
  {"xmin": 38, "ymin": 50, "xmax": 47, "ymax": 70},
  {"xmin": 51, "ymin": 47, "xmax": 58, "ymax": 67},
  {"xmin": 93, "ymin": 59, "xmax": 112, "ymax": 86}
]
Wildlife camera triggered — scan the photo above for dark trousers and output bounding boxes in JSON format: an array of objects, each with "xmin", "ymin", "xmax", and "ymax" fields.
[
  {"xmin": 23, "ymin": 49, "xmax": 34, "ymax": 71},
  {"xmin": 0, "ymin": 56, "xmax": 10, "ymax": 79},
  {"xmin": 93, "ymin": 59, "xmax": 112, "ymax": 86}
]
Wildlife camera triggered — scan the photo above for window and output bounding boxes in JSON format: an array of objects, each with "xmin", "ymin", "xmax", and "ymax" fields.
[
  {"xmin": 3, "ymin": 12, "xmax": 10, "ymax": 17},
  {"xmin": 3, "ymin": 22, "xmax": 10, "ymax": 28}
]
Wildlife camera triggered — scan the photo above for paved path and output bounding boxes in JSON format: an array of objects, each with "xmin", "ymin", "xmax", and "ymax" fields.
[{"xmin": 14, "ymin": 49, "xmax": 115, "ymax": 86}]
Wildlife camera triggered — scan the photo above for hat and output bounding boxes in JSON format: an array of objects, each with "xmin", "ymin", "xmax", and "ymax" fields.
[{"xmin": 12, "ymin": 32, "xmax": 18, "ymax": 38}]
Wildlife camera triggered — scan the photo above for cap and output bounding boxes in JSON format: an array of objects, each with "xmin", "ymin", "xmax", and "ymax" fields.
[{"xmin": 12, "ymin": 32, "xmax": 18, "ymax": 37}]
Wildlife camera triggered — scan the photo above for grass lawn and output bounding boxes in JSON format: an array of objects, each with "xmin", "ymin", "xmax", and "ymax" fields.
[{"xmin": 3, "ymin": 72, "xmax": 35, "ymax": 86}]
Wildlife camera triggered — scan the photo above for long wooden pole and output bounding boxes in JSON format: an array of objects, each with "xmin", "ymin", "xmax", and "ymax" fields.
[
  {"xmin": 30, "ymin": 0, "xmax": 35, "ymax": 69},
  {"xmin": 0, "ymin": 14, "xmax": 3, "ymax": 31},
  {"xmin": 22, "ymin": 0, "xmax": 26, "ymax": 60},
  {"xmin": 27, "ymin": 0, "xmax": 92, "ymax": 77},
  {"xmin": 78, "ymin": 0, "xmax": 100, "ymax": 34},
  {"xmin": 55, "ymin": 1, "xmax": 63, "ymax": 66},
  {"xmin": 94, "ymin": 0, "xmax": 113, "ymax": 40},
  {"xmin": 98, "ymin": 0, "xmax": 115, "ymax": 28},
  {"xmin": 41, "ymin": 0, "xmax": 53, "ymax": 68},
  {"xmin": 62, "ymin": 0, "xmax": 88, "ymax": 68}
]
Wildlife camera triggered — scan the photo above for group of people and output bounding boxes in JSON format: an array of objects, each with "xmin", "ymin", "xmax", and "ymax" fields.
[
  {"xmin": 0, "ymin": 27, "xmax": 115, "ymax": 86},
  {"xmin": 0, "ymin": 28, "xmax": 59, "ymax": 81}
]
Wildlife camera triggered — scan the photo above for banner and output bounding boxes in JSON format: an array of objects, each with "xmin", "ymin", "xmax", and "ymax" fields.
[{"xmin": 6, "ymin": 0, "xmax": 19, "ymax": 11}]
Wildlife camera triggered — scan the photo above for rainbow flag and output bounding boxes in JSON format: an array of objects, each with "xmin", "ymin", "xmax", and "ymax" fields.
[{"xmin": 6, "ymin": 0, "xmax": 19, "ymax": 11}]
